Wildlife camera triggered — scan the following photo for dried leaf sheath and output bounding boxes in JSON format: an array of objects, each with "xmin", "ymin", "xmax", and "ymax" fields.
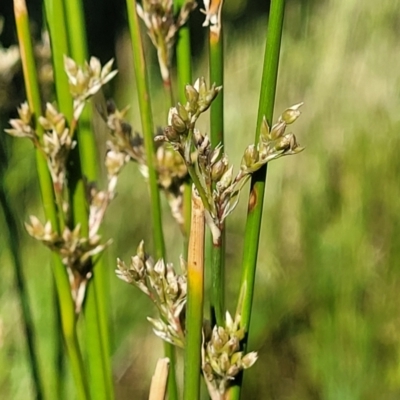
[{"xmin": 184, "ymin": 186, "xmax": 205, "ymax": 400}]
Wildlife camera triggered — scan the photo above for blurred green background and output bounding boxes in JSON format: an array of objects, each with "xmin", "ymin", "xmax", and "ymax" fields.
[{"xmin": 1, "ymin": 0, "xmax": 400, "ymax": 399}]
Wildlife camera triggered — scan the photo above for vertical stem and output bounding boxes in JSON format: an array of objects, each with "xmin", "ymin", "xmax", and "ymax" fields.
[
  {"xmin": 175, "ymin": 0, "xmax": 193, "ymax": 104},
  {"xmin": 63, "ymin": 0, "xmax": 114, "ymax": 397},
  {"xmin": 0, "ymin": 134, "xmax": 44, "ymax": 400},
  {"xmin": 229, "ymin": 1, "xmax": 286, "ymax": 399},
  {"xmin": 14, "ymin": 1, "xmax": 90, "ymax": 399},
  {"xmin": 209, "ymin": 12, "xmax": 225, "ymax": 327},
  {"xmin": 126, "ymin": 0, "xmax": 165, "ymax": 259},
  {"xmin": 175, "ymin": 0, "xmax": 193, "ymax": 255},
  {"xmin": 184, "ymin": 187, "xmax": 205, "ymax": 400},
  {"xmin": 125, "ymin": 1, "xmax": 178, "ymax": 398}
]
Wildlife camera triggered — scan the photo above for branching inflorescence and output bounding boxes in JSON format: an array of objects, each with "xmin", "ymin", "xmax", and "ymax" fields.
[
  {"xmin": 6, "ymin": 56, "xmax": 118, "ymax": 312},
  {"xmin": 116, "ymin": 76, "xmax": 304, "ymax": 397}
]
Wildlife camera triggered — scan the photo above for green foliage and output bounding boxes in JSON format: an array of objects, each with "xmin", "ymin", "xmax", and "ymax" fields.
[{"xmin": 1, "ymin": 0, "xmax": 400, "ymax": 399}]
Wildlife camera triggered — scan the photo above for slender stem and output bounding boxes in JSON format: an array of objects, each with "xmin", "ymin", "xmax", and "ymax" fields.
[
  {"xmin": 0, "ymin": 133, "xmax": 44, "ymax": 400},
  {"xmin": 126, "ymin": 0, "xmax": 166, "ymax": 259},
  {"xmin": 43, "ymin": 0, "xmax": 72, "ymax": 118},
  {"xmin": 175, "ymin": 0, "xmax": 193, "ymax": 104},
  {"xmin": 210, "ymin": 234, "xmax": 224, "ymax": 326},
  {"xmin": 63, "ymin": 0, "xmax": 114, "ymax": 397},
  {"xmin": 184, "ymin": 187, "xmax": 205, "ymax": 400},
  {"xmin": 209, "ymin": 13, "xmax": 225, "ymax": 327},
  {"xmin": 126, "ymin": 1, "xmax": 178, "ymax": 398},
  {"xmin": 229, "ymin": 1, "xmax": 286, "ymax": 398},
  {"xmin": 175, "ymin": 0, "xmax": 193, "ymax": 255},
  {"xmin": 15, "ymin": 1, "xmax": 89, "ymax": 399}
]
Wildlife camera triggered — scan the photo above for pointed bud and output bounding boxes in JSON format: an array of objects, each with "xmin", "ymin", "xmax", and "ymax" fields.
[
  {"xmin": 154, "ymin": 259, "xmax": 166, "ymax": 276},
  {"xmin": 211, "ymin": 157, "xmax": 228, "ymax": 182},
  {"xmin": 280, "ymin": 102, "xmax": 303, "ymax": 124},
  {"xmin": 259, "ymin": 117, "xmax": 270, "ymax": 141},
  {"xmin": 217, "ymin": 165, "xmax": 233, "ymax": 190},
  {"xmin": 241, "ymin": 144, "xmax": 259, "ymax": 171},
  {"xmin": 269, "ymin": 121, "xmax": 286, "ymax": 140},
  {"xmin": 242, "ymin": 351, "xmax": 258, "ymax": 369},
  {"xmin": 185, "ymin": 84, "xmax": 199, "ymax": 111},
  {"xmin": 177, "ymin": 103, "xmax": 189, "ymax": 122},
  {"xmin": 18, "ymin": 102, "xmax": 32, "ymax": 124},
  {"xmin": 137, "ymin": 240, "xmax": 146, "ymax": 259},
  {"xmin": 164, "ymin": 126, "xmax": 179, "ymax": 141},
  {"xmin": 171, "ymin": 112, "xmax": 187, "ymax": 133}
]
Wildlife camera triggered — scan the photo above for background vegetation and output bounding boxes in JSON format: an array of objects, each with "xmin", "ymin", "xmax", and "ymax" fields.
[{"xmin": 1, "ymin": 0, "xmax": 400, "ymax": 399}]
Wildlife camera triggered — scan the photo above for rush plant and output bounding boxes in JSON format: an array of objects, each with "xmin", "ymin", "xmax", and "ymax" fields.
[{"xmin": 5, "ymin": 0, "xmax": 303, "ymax": 399}]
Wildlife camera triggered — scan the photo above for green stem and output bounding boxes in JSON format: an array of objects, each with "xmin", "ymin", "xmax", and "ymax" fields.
[
  {"xmin": 229, "ymin": 1, "xmax": 286, "ymax": 398},
  {"xmin": 175, "ymin": 0, "xmax": 193, "ymax": 104},
  {"xmin": 43, "ymin": 0, "xmax": 72, "ymax": 118},
  {"xmin": 63, "ymin": 0, "xmax": 114, "ymax": 397},
  {"xmin": 126, "ymin": 1, "xmax": 178, "ymax": 398},
  {"xmin": 126, "ymin": 0, "xmax": 166, "ymax": 259},
  {"xmin": 15, "ymin": 1, "xmax": 89, "ymax": 399},
  {"xmin": 184, "ymin": 189, "xmax": 205, "ymax": 400},
  {"xmin": 210, "ymin": 235, "xmax": 224, "ymax": 326},
  {"xmin": 209, "ymin": 16, "xmax": 225, "ymax": 328},
  {"xmin": 0, "ymin": 134, "xmax": 44, "ymax": 400},
  {"xmin": 175, "ymin": 0, "xmax": 193, "ymax": 255}
]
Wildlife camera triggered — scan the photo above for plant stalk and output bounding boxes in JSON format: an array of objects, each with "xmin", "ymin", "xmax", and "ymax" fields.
[
  {"xmin": 63, "ymin": 0, "xmax": 114, "ymax": 397},
  {"xmin": 184, "ymin": 187, "xmax": 205, "ymax": 400},
  {"xmin": 15, "ymin": 1, "xmax": 90, "ymax": 399},
  {"xmin": 209, "ymin": 10, "xmax": 225, "ymax": 327},
  {"xmin": 175, "ymin": 0, "xmax": 194, "ymax": 254},
  {"xmin": 230, "ymin": 1, "xmax": 286, "ymax": 399},
  {"xmin": 125, "ymin": 1, "xmax": 178, "ymax": 398}
]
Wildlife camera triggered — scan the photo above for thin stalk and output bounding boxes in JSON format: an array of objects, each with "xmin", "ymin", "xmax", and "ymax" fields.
[
  {"xmin": 184, "ymin": 188, "xmax": 205, "ymax": 400},
  {"xmin": 229, "ymin": 1, "xmax": 286, "ymax": 399},
  {"xmin": 174, "ymin": 0, "xmax": 193, "ymax": 104},
  {"xmin": 63, "ymin": 0, "xmax": 114, "ymax": 397},
  {"xmin": 43, "ymin": 0, "xmax": 72, "ymax": 117},
  {"xmin": 174, "ymin": 0, "xmax": 193, "ymax": 254},
  {"xmin": 125, "ymin": 1, "xmax": 178, "ymax": 398},
  {"xmin": 209, "ymin": 11, "xmax": 225, "ymax": 327},
  {"xmin": 0, "ymin": 134, "xmax": 44, "ymax": 400},
  {"xmin": 126, "ymin": 0, "xmax": 165, "ymax": 259},
  {"xmin": 14, "ymin": 1, "xmax": 89, "ymax": 399}
]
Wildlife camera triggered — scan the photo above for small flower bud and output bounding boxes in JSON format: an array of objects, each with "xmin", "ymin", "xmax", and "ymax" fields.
[
  {"xmin": 211, "ymin": 157, "xmax": 228, "ymax": 181},
  {"xmin": 164, "ymin": 126, "xmax": 179, "ymax": 141},
  {"xmin": 185, "ymin": 84, "xmax": 199, "ymax": 111},
  {"xmin": 242, "ymin": 351, "xmax": 258, "ymax": 369},
  {"xmin": 154, "ymin": 259, "xmax": 166, "ymax": 276},
  {"xmin": 269, "ymin": 120, "xmax": 286, "ymax": 140},
  {"xmin": 177, "ymin": 103, "xmax": 189, "ymax": 122},
  {"xmin": 171, "ymin": 112, "xmax": 187, "ymax": 133},
  {"xmin": 217, "ymin": 165, "xmax": 233, "ymax": 190},
  {"xmin": 18, "ymin": 102, "xmax": 32, "ymax": 124},
  {"xmin": 240, "ymin": 144, "xmax": 259, "ymax": 171},
  {"xmin": 280, "ymin": 102, "xmax": 303, "ymax": 124}
]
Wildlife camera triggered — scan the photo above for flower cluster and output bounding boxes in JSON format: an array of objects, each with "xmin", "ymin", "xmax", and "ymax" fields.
[
  {"xmin": 240, "ymin": 103, "xmax": 304, "ymax": 174},
  {"xmin": 116, "ymin": 241, "xmax": 187, "ymax": 347},
  {"xmin": 64, "ymin": 56, "xmax": 117, "ymax": 119},
  {"xmin": 157, "ymin": 77, "xmax": 304, "ymax": 244},
  {"xmin": 6, "ymin": 57, "xmax": 119, "ymax": 312},
  {"xmin": 26, "ymin": 216, "xmax": 111, "ymax": 312},
  {"xmin": 101, "ymin": 101, "xmax": 190, "ymax": 231},
  {"xmin": 137, "ymin": 0, "xmax": 196, "ymax": 83},
  {"xmin": 202, "ymin": 312, "xmax": 258, "ymax": 399}
]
